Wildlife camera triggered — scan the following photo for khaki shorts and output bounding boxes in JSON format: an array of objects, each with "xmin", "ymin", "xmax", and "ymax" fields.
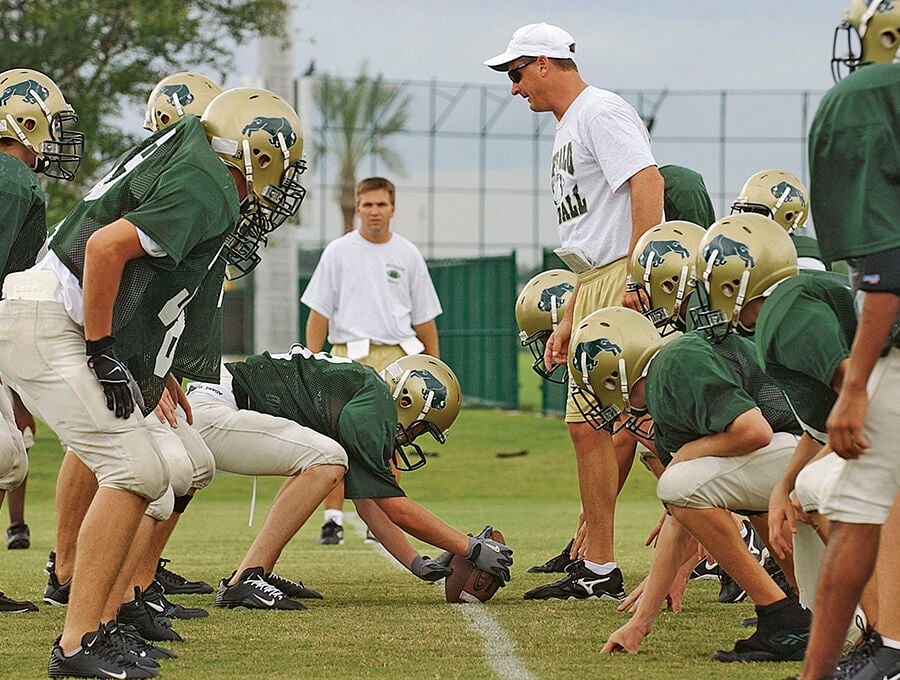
[
  {"xmin": 0, "ymin": 281, "xmax": 168, "ymax": 501},
  {"xmin": 656, "ymin": 432, "xmax": 801, "ymax": 512},
  {"xmin": 819, "ymin": 349, "xmax": 900, "ymax": 524},
  {"xmin": 565, "ymin": 258, "xmax": 628, "ymax": 422},
  {"xmin": 329, "ymin": 343, "xmax": 406, "ymax": 373},
  {"xmin": 187, "ymin": 392, "xmax": 348, "ymax": 476},
  {"xmin": 0, "ymin": 384, "xmax": 27, "ymax": 492}
]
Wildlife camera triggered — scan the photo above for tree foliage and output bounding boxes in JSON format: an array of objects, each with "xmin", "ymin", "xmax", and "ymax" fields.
[
  {"xmin": 0, "ymin": 0, "xmax": 287, "ymax": 222},
  {"xmin": 313, "ymin": 65, "xmax": 411, "ymax": 232}
]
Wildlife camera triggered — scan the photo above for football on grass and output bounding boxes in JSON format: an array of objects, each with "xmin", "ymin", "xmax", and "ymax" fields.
[{"xmin": 444, "ymin": 529, "xmax": 505, "ymax": 603}]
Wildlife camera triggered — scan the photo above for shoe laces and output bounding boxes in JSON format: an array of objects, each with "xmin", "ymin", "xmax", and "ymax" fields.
[
  {"xmin": 83, "ymin": 629, "xmax": 140, "ymax": 668},
  {"xmin": 157, "ymin": 558, "xmax": 189, "ymax": 585},
  {"xmin": 838, "ymin": 619, "xmax": 881, "ymax": 674},
  {"xmin": 247, "ymin": 574, "xmax": 286, "ymax": 599},
  {"xmin": 266, "ymin": 572, "xmax": 298, "ymax": 591}
]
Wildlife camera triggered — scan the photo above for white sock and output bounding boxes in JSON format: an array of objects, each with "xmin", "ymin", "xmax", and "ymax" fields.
[
  {"xmin": 739, "ymin": 523, "xmax": 749, "ymax": 539},
  {"xmin": 881, "ymin": 636, "xmax": 900, "ymax": 650},
  {"xmin": 324, "ymin": 509, "xmax": 343, "ymax": 526},
  {"xmin": 583, "ymin": 560, "xmax": 617, "ymax": 576}
]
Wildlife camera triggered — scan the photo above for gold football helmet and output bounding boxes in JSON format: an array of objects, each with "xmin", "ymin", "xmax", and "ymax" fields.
[
  {"xmin": 380, "ymin": 355, "xmax": 462, "ymax": 471},
  {"xmin": 568, "ymin": 307, "xmax": 663, "ymax": 433},
  {"xmin": 202, "ymin": 87, "xmax": 307, "ymax": 276},
  {"xmin": 515, "ymin": 269, "xmax": 578, "ymax": 383},
  {"xmin": 694, "ymin": 213, "xmax": 798, "ymax": 337},
  {"xmin": 0, "ymin": 68, "xmax": 83, "ymax": 180},
  {"xmin": 630, "ymin": 220, "xmax": 706, "ymax": 336},
  {"xmin": 731, "ymin": 169, "xmax": 809, "ymax": 233},
  {"xmin": 832, "ymin": 0, "xmax": 900, "ymax": 80},
  {"xmin": 144, "ymin": 71, "xmax": 223, "ymax": 132}
]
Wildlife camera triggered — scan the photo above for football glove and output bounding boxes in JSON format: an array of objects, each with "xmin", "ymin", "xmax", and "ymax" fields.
[
  {"xmin": 411, "ymin": 555, "xmax": 453, "ymax": 582},
  {"xmin": 465, "ymin": 525, "xmax": 513, "ymax": 585},
  {"xmin": 86, "ymin": 336, "xmax": 138, "ymax": 419}
]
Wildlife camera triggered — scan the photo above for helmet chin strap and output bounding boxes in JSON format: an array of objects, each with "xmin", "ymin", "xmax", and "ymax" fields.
[
  {"xmin": 731, "ymin": 269, "xmax": 751, "ymax": 332},
  {"xmin": 241, "ymin": 138, "xmax": 254, "ymax": 195},
  {"xmin": 550, "ymin": 294, "xmax": 561, "ymax": 329}
]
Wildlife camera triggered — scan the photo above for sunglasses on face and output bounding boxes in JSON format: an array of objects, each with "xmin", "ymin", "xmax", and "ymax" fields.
[{"xmin": 508, "ymin": 58, "xmax": 537, "ymax": 84}]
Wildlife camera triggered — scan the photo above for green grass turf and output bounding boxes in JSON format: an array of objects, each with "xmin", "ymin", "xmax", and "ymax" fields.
[{"xmin": 0, "ymin": 410, "xmax": 803, "ymax": 679}]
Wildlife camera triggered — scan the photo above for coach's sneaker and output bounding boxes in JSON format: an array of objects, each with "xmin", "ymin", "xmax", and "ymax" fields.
[
  {"xmin": 0, "ymin": 589, "xmax": 38, "ymax": 613},
  {"xmin": 523, "ymin": 561, "xmax": 626, "ymax": 601},
  {"xmin": 712, "ymin": 596, "xmax": 810, "ymax": 662},
  {"xmin": 6, "ymin": 521, "xmax": 29, "ymax": 549},
  {"xmin": 264, "ymin": 572, "xmax": 323, "ymax": 600},
  {"xmin": 526, "ymin": 538, "xmax": 577, "ymax": 574},
  {"xmin": 215, "ymin": 567, "xmax": 307, "ymax": 610},
  {"xmin": 839, "ymin": 640, "xmax": 900, "ymax": 680},
  {"xmin": 155, "ymin": 557, "xmax": 213, "ymax": 594},
  {"xmin": 142, "ymin": 579, "xmax": 209, "ymax": 619},
  {"xmin": 318, "ymin": 520, "xmax": 344, "ymax": 545},
  {"xmin": 117, "ymin": 587, "xmax": 183, "ymax": 642},
  {"xmin": 48, "ymin": 630, "xmax": 159, "ymax": 679}
]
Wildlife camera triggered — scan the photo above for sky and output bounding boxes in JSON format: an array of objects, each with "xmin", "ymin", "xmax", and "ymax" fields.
[{"xmin": 232, "ymin": 1, "xmax": 842, "ymax": 92}]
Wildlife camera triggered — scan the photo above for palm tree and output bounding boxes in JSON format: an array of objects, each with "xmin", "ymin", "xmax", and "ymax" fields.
[{"xmin": 313, "ymin": 65, "xmax": 411, "ymax": 232}]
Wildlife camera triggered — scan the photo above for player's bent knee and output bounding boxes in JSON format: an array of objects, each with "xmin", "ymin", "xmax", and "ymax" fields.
[{"xmin": 145, "ymin": 485, "xmax": 175, "ymax": 522}]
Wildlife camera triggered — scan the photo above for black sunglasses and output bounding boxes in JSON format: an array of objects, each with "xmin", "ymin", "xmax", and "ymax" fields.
[{"xmin": 508, "ymin": 58, "xmax": 537, "ymax": 84}]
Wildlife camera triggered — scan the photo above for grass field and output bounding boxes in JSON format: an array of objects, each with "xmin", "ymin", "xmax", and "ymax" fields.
[{"xmin": 0, "ymin": 407, "xmax": 803, "ymax": 679}]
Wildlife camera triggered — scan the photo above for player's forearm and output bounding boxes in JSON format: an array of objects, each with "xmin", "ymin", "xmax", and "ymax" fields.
[
  {"xmin": 631, "ymin": 516, "xmax": 695, "ymax": 626},
  {"xmin": 672, "ymin": 408, "xmax": 772, "ymax": 463},
  {"xmin": 304, "ymin": 310, "xmax": 329, "ymax": 352},
  {"xmin": 414, "ymin": 320, "xmax": 440, "ymax": 358},
  {"xmin": 841, "ymin": 292, "xmax": 899, "ymax": 393},
  {"xmin": 626, "ymin": 165, "xmax": 664, "ymax": 278}
]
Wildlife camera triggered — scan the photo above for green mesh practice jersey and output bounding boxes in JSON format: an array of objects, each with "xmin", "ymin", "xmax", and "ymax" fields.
[
  {"xmin": 227, "ymin": 346, "xmax": 404, "ymax": 499},
  {"xmin": 646, "ymin": 331, "xmax": 799, "ymax": 466},
  {"xmin": 755, "ymin": 271, "xmax": 856, "ymax": 433},
  {"xmin": 0, "ymin": 152, "xmax": 46, "ymax": 285},
  {"xmin": 48, "ymin": 115, "xmax": 239, "ymax": 409},
  {"xmin": 660, "ymin": 164, "xmax": 716, "ymax": 228},
  {"xmin": 809, "ymin": 64, "xmax": 900, "ymax": 262}
]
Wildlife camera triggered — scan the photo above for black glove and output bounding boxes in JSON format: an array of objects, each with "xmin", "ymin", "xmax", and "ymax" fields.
[
  {"xmin": 411, "ymin": 555, "xmax": 453, "ymax": 582},
  {"xmin": 86, "ymin": 336, "xmax": 135, "ymax": 419}
]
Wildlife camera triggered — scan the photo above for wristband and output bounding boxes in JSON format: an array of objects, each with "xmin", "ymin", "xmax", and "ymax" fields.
[{"xmin": 85, "ymin": 335, "xmax": 116, "ymax": 355}]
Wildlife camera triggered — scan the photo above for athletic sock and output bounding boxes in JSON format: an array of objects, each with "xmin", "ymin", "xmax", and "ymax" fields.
[
  {"xmin": 583, "ymin": 560, "xmax": 617, "ymax": 576},
  {"xmin": 324, "ymin": 509, "xmax": 343, "ymax": 526}
]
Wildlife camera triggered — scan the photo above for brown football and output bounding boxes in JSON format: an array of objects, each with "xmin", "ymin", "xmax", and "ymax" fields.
[{"xmin": 444, "ymin": 529, "xmax": 505, "ymax": 603}]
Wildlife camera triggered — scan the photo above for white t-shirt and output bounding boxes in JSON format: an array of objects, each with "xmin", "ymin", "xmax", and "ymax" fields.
[
  {"xmin": 552, "ymin": 86, "xmax": 657, "ymax": 269},
  {"xmin": 300, "ymin": 230, "xmax": 442, "ymax": 346}
]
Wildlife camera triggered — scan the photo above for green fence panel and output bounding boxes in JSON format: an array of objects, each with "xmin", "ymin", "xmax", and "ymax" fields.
[{"xmin": 296, "ymin": 250, "xmax": 519, "ymax": 410}]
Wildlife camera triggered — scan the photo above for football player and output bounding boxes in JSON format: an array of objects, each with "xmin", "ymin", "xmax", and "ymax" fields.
[
  {"xmin": 799, "ymin": 2, "xmax": 900, "ymax": 679},
  {"xmin": 730, "ymin": 169, "xmax": 829, "ymax": 271},
  {"xmin": 0, "ymin": 67, "xmax": 82, "ymax": 613},
  {"xmin": 0, "ymin": 83, "xmax": 305, "ymax": 678},
  {"xmin": 185, "ymin": 349, "xmax": 514, "ymax": 609}
]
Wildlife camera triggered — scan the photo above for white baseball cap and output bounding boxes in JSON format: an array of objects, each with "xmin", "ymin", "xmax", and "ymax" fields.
[{"xmin": 483, "ymin": 22, "xmax": 576, "ymax": 71}]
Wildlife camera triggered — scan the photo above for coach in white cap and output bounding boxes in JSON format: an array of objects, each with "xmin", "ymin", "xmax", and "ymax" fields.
[{"xmin": 485, "ymin": 23, "xmax": 664, "ymax": 602}]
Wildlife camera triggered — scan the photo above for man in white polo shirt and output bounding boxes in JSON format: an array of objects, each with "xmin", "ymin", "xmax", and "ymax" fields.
[{"xmin": 301, "ymin": 176, "xmax": 442, "ymax": 545}]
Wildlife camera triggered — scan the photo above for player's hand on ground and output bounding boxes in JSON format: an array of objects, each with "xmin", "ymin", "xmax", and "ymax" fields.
[
  {"xmin": 601, "ymin": 619, "xmax": 652, "ymax": 654},
  {"xmin": 572, "ymin": 511, "xmax": 588, "ymax": 559},
  {"xmin": 767, "ymin": 483, "xmax": 796, "ymax": 560},
  {"xmin": 827, "ymin": 387, "xmax": 870, "ymax": 459},
  {"xmin": 86, "ymin": 336, "xmax": 136, "ymax": 419},
  {"xmin": 411, "ymin": 554, "xmax": 453, "ymax": 582},
  {"xmin": 465, "ymin": 529, "xmax": 513, "ymax": 585}
]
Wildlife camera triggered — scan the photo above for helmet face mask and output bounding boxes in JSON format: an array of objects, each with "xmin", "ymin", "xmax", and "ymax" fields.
[
  {"xmin": 567, "ymin": 307, "xmax": 663, "ymax": 434},
  {"xmin": 831, "ymin": 0, "xmax": 900, "ymax": 81},
  {"xmin": 515, "ymin": 269, "xmax": 577, "ymax": 383},
  {"xmin": 380, "ymin": 355, "xmax": 462, "ymax": 472},
  {"xmin": 0, "ymin": 68, "xmax": 83, "ymax": 180}
]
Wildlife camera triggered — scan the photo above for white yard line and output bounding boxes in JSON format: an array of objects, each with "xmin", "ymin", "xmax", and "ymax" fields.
[{"xmin": 345, "ymin": 512, "xmax": 537, "ymax": 680}]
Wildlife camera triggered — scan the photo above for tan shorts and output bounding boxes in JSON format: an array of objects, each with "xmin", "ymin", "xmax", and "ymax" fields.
[
  {"xmin": 656, "ymin": 432, "xmax": 801, "ymax": 511},
  {"xmin": 0, "ymin": 281, "xmax": 168, "ymax": 501},
  {"xmin": 0, "ymin": 384, "xmax": 27, "ymax": 492},
  {"xmin": 329, "ymin": 343, "xmax": 406, "ymax": 373},
  {"xmin": 819, "ymin": 349, "xmax": 900, "ymax": 524},
  {"xmin": 565, "ymin": 258, "xmax": 628, "ymax": 422},
  {"xmin": 187, "ymin": 392, "xmax": 348, "ymax": 476}
]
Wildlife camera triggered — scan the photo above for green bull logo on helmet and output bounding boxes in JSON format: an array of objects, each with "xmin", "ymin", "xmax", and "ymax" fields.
[
  {"xmin": 538, "ymin": 282, "xmax": 574, "ymax": 312},
  {"xmin": 1, "ymin": 79, "xmax": 49, "ymax": 106},
  {"xmin": 770, "ymin": 181, "xmax": 806, "ymax": 207},
  {"xmin": 242, "ymin": 116, "xmax": 297, "ymax": 150},
  {"xmin": 573, "ymin": 338, "xmax": 622, "ymax": 372},
  {"xmin": 159, "ymin": 84, "xmax": 195, "ymax": 108},
  {"xmin": 638, "ymin": 240, "xmax": 690, "ymax": 268},
  {"xmin": 409, "ymin": 370, "xmax": 447, "ymax": 410},
  {"xmin": 703, "ymin": 235, "xmax": 755, "ymax": 268}
]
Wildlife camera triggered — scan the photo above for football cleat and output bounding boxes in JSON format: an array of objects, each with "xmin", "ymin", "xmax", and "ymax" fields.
[
  {"xmin": 712, "ymin": 597, "xmax": 810, "ymax": 663},
  {"xmin": 117, "ymin": 587, "xmax": 183, "ymax": 643},
  {"xmin": 526, "ymin": 538, "xmax": 577, "ymax": 574},
  {"xmin": 690, "ymin": 558, "xmax": 720, "ymax": 581},
  {"xmin": 318, "ymin": 520, "xmax": 344, "ymax": 545},
  {"xmin": 523, "ymin": 561, "xmax": 626, "ymax": 601},
  {"xmin": 0, "ymin": 589, "xmax": 38, "ymax": 613},
  {"xmin": 215, "ymin": 567, "xmax": 307, "ymax": 610},
  {"xmin": 48, "ymin": 629, "xmax": 160, "ymax": 679},
  {"xmin": 6, "ymin": 521, "xmax": 30, "ymax": 549},
  {"xmin": 264, "ymin": 572, "xmax": 323, "ymax": 600},
  {"xmin": 142, "ymin": 580, "xmax": 208, "ymax": 619},
  {"xmin": 838, "ymin": 641, "xmax": 900, "ymax": 680},
  {"xmin": 43, "ymin": 550, "xmax": 71, "ymax": 606},
  {"xmin": 154, "ymin": 557, "xmax": 213, "ymax": 595}
]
